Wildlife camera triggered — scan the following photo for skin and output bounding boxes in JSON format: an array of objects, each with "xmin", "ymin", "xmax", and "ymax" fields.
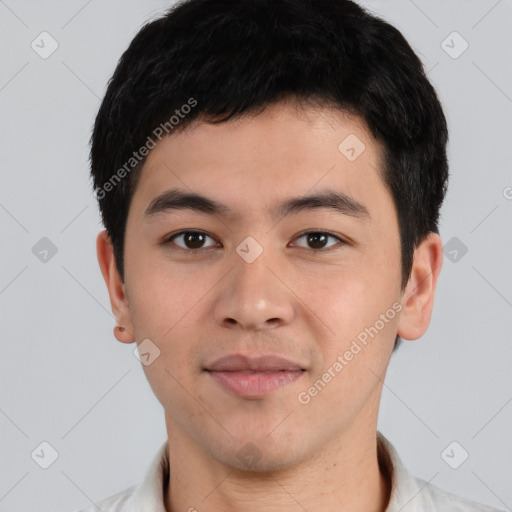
[{"xmin": 97, "ymin": 98, "xmax": 443, "ymax": 512}]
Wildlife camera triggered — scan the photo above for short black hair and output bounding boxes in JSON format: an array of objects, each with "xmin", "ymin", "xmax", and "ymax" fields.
[{"xmin": 90, "ymin": 0, "xmax": 449, "ymax": 352}]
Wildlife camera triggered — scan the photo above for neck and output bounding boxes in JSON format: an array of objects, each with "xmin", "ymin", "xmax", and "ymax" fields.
[{"xmin": 164, "ymin": 421, "xmax": 392, "ymax": 512}]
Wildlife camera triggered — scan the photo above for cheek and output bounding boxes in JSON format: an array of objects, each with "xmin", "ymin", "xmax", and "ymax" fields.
[
  {"xmin": 129, "ymin": 277, "xmax": 202, "ymax": 407},
  {"xmin": 126, "ymin": 255, "xmax": 205, "ymax": 336},
  {"xmin": 125, "ymin": 266, "xmax": 215, "ymax": 383},
  {"xmin": 307, "ymin": 283, "xmax": 399, "ymax": 405},
  {"xmin": 308, "ymin": 261, "xmax": 400, "ymax": 354}
]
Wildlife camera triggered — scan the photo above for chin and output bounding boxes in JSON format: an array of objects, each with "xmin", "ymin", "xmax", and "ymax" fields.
[
  {"xmin": 210, "ymin": 434, "xmax": 310, "ymax": 474},
  {"xmin": 227, "ymin": 451, "xmax": 303, "ymax": 474}
]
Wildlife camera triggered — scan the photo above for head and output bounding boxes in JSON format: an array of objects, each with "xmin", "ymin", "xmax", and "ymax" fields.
[{"xmin": 93, "ymin": 0, "xmax": 447, "ymax": 471}]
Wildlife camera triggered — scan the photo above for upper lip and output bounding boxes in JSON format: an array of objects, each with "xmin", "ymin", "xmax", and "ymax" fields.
[{"xmin": 205, "ymin": 354, "xmax": 305, "ymax": 372}]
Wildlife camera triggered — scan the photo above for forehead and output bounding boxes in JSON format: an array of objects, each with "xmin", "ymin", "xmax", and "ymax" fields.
[{"xmin": 130, "ymin": 99, "xmax": 390, "ymax": 224}]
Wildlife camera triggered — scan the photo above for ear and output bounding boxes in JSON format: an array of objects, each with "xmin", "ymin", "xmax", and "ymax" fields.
[
  {"xmin": 397, "ymin": 232, "xmax": 443, "ymax": 341},
  {"xmin": 96, "ymin": 230, "xmax": 135, "ymax": 344}
]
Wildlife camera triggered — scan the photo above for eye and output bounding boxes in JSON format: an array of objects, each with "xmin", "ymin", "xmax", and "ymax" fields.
[
  {"xmin": 163, "ymin": 230, "xmax": 346, "ymax": 253},
  {"xmin": 292, "ymin": 231, "xmax": 345, "ymax": 251},
  {"xmin": 165, "ymin": 230, "xmax": 219, "ymax": 251}
]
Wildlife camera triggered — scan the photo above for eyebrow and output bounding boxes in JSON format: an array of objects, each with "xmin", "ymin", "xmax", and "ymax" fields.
[{"xmin": 144, "ymin": 188, "xmax": 370, "ymax": 221}]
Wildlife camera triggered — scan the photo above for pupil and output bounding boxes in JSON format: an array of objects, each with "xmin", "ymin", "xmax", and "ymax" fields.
[
  {"xmin": 186, "ymin": 232, "xmax": 205, "ymax": 249},
  {"xmin": 308, "ymin": 233, "xmax": 326, "ymax": 249}
]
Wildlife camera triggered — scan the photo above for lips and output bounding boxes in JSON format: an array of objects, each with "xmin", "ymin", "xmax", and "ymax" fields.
[
  {"xmin": 205, "ymin": 354, "xmax": 305, "ymax": 372},
  {"xmin": 205, "ymin": 354, "xmax": 306, "ymax": 398}
]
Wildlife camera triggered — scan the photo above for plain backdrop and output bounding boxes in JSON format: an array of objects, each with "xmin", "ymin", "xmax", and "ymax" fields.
[{"xmin": 0, "ymin": 1, "xmax": 511, "ymax": 511}]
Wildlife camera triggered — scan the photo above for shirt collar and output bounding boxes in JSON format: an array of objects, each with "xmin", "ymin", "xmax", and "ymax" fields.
[
  {"xmin": 128, "ymin": 438, "xmax": 169, "ymax": 512},
  {"xmin": 378, "ymin": 431, "xmax": 433, "ymax": 511}
]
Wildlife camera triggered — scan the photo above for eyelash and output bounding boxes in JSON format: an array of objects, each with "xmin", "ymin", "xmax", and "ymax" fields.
[{"xmin": 163, "ymin": 230, "xmax": 347, "ymax": 253}]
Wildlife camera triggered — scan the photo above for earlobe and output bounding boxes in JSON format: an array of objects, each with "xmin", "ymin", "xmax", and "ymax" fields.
[
  {"xmin": 113, "ymin": 324, "xmax": 135, "ymax": 344},
  {"xmin": 96, "ymin": 230, "xmax": 135, "ymax": 344},
  {"xmin": 396, "ymin": 232, "xmax": 443, "ymax": 341}
]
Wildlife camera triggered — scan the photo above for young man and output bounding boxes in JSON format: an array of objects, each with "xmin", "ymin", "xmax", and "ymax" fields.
[{"xmin": 80, "ymin": 0, "xmax": 503, "ymax": 511}]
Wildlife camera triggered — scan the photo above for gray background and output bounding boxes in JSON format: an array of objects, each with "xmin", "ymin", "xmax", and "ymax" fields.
[{"xmin": 0, "ymin": 1, "xmax": 511, "ymax": 510}]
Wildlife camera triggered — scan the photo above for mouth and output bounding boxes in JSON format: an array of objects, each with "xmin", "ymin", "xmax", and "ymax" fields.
[{"xmin": 204, "ymin": 354, "xmax": 306, "ymax": 398}]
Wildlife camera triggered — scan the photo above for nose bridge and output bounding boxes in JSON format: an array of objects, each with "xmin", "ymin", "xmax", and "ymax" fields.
[{"xmin": 212, "ymin": 237, "xmax": 294, "ymax": 330}]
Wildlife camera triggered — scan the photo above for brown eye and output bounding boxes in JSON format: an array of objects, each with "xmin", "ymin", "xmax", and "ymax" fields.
[
  {"xmin": 167, "ymin": 231, "xmax": 217, "ymax": 250},
  {"xmin": 306, "ymin": 232, "xmax": 328, "ymax": 249},
  {"xmin": 293, "ymin": 231, "xmax": 344, "ymax": 251}
]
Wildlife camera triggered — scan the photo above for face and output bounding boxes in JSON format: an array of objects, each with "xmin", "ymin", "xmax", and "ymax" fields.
[{"xmin": 99, "ymin": 99, "xmax": 438, "ymax": 472}]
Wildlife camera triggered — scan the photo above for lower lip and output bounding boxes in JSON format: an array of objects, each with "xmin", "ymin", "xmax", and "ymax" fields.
[{"xmin": 207, "ymin": 370, "xmax": 304, "ymax": 398}]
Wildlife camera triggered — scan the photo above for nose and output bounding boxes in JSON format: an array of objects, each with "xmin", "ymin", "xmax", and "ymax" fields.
[{"xmin": 212, "ymin": 247, "xmax": 295, "ymax": 331}]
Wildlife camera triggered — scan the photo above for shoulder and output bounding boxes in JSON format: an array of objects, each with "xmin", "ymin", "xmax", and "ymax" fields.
[
  {"xmin": 416, "ymin": 476, "xmax": 505, "ymax": 512},
  {"xmin": 72, "ymin": 485, "xmax": 136, "ymax": 512},
  {"xmin": 377, "ymin": 432, "xmax": 505, "ymax": 512}
]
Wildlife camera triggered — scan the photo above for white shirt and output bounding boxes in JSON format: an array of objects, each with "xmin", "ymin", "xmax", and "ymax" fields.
[{"xmin": 75, "ymin": 432, "xmax": 504, "ymax": 512}]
